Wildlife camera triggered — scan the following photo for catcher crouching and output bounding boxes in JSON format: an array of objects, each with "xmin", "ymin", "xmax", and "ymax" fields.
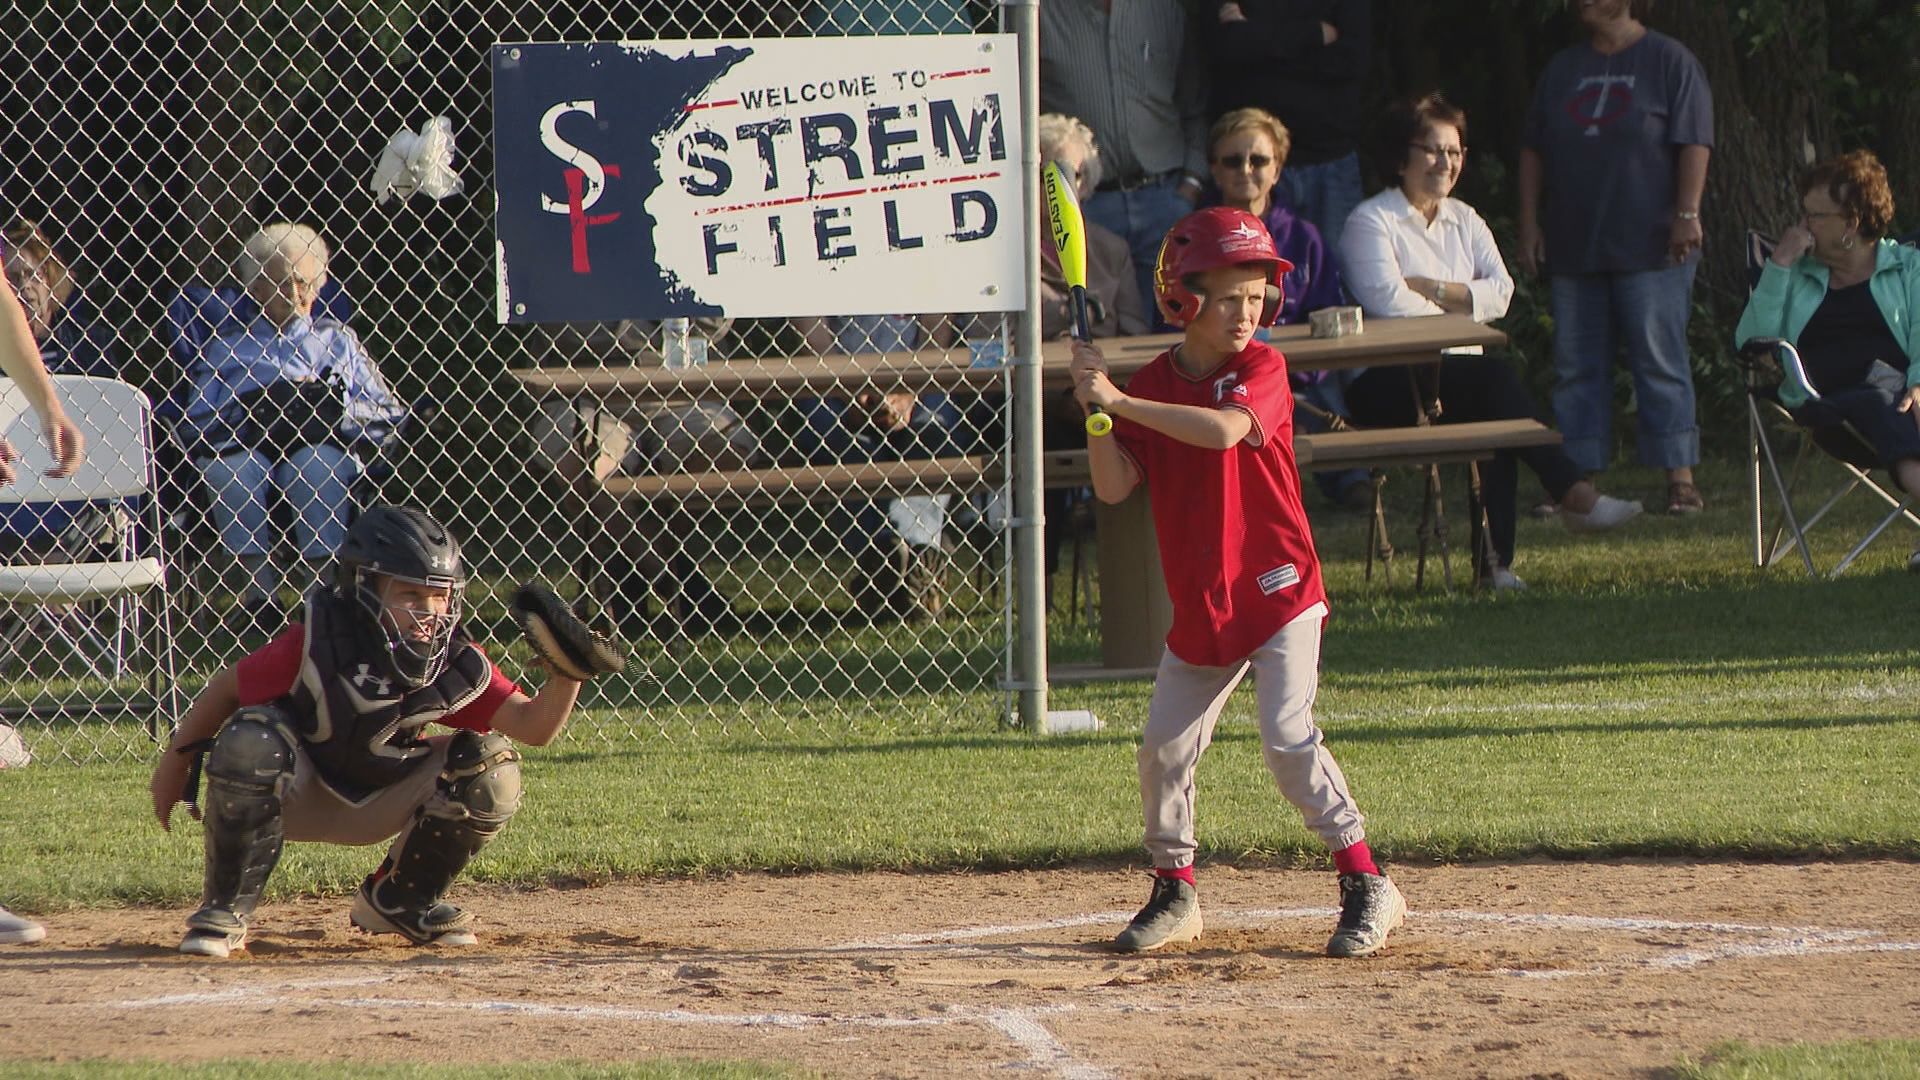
[{"xmin": 149, "ymin": 505, "xmax": 622, "ymax": 957}]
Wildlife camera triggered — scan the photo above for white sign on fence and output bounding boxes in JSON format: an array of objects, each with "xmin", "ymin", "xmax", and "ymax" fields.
[{"xmin": 494, "ymin": 36, "xmax": 1026, "ymax": 322}]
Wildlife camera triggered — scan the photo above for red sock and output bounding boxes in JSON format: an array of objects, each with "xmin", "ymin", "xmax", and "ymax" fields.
[
  {"xmin": 1155, "ymin": 865, "xmax": 1196, "ymax": 887},
  {"xmin": 1332, "ymin": 842, "xmax": 1379, "ymax": 877}
]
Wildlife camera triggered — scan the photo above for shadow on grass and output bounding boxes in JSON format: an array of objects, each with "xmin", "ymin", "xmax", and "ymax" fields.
[
  {"xmin": 1322, "ymin": 571, "xmax": 1917, "ymax": 683},
  {"xmin": 1256, "ymin": 710, "xmax": 1910, "ymax": 744}
]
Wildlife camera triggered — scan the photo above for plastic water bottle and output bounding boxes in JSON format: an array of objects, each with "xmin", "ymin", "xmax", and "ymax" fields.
[
  {"xmin": 661, "ymin": 317, "xmax": 689, "ymax": 369},
  {"xmin": 661, "ymin": 317, "xmax": 707, "ymax": 370}
]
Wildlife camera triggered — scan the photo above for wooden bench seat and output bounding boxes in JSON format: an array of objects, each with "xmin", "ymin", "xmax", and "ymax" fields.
[{"xmin": 600, "ymin": 456, "xmax": 993, "ymax": 504}]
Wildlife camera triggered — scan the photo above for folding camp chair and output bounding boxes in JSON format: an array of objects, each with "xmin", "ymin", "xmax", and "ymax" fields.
[
  {"xmin": 1740, "ymin": 230, "xmax": 1920, "ymax": 576},
  {"xmin": 0, "ymin": 376, "xmax": 179, "ymax": 724}
]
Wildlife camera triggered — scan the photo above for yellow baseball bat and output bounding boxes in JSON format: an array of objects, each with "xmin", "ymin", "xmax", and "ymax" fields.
[{"xmin": 1043, "ymin": 161, "xmax": 1112, "ymax": 437}]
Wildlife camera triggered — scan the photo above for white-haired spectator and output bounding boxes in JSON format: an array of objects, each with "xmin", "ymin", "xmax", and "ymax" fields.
[
  {"xmin": 1036, "ymin": 113, "xmax": 1148, "ymax": 342},
  {"xmin": 182, "ymin": 222, "xmax": 407, "ymax": 632}
]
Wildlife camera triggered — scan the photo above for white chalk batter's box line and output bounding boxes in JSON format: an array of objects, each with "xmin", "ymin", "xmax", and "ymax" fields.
[
  {"xmin": 84, "ymin": 908, "xmax": 1920, "ymax": 1080},
  {"xmin": 829, "ymin": 905, "xmax": 1920, "ymax": 977},
  {"xmin": 101, "ymin": 977, "xmax": 1155, "ymax": 1080}
]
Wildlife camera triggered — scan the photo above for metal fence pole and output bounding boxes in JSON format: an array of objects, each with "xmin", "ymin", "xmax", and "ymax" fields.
[{"xmin": 1007, "ymin": 0, "xmax": 1047, "ymax": 730}]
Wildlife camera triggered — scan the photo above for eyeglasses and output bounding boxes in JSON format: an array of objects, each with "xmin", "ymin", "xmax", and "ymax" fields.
[
  {"xmin": 263, "ymin": 269, "xmax": 322, "ymax": 295},
  {"xmin": 1409, "ymin": 142, "xmax": 1467, "ymax": 162},
  {"xmin": 1214, "ymin": 153, "xmax": 1274, "ymax": 171}
]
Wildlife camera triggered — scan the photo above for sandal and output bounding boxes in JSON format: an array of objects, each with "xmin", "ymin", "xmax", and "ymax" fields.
[{"xmin": 1666, "ymin": 480, "xmax": 1704, "ymax": 516}]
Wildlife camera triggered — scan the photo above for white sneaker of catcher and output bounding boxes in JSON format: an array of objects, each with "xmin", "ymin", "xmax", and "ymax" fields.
[{"xmin": 0, "ymin": 905, "xmax": 45, "ymax": 945}]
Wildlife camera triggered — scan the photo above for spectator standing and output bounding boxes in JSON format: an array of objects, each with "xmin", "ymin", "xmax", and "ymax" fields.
[
  {"xmin": 1039, "ymin": 0, "xmax": 1210, "ymax": 326},
  {"xmin": 1518, "ymin": 0, "xmax": 1713, "ymax": 515},
  {"xmin": 1201, "ymin": 0, "xmax": 1371, "ymax": 262}
]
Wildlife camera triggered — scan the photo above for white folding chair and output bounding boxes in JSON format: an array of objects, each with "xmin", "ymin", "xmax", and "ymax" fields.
[{"xmin": 0, "ymin": 376, "xmax": 178, "ymax": 721}]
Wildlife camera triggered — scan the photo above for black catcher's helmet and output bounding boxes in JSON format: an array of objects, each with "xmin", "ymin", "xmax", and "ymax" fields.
[{"xmin": 334, "ymin": 505, "xmax": 466, "ymax": 688}]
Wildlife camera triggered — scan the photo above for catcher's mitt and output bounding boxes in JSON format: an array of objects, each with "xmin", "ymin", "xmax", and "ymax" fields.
[{"xmin": 511, "ymin": 582, "xmax": 626, "ymax": 681}]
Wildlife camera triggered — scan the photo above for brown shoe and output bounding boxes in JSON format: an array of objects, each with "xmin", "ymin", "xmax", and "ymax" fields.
[{"xmin": 1666, "ymin": 480, "xmax": 1704, "ymax": 515}]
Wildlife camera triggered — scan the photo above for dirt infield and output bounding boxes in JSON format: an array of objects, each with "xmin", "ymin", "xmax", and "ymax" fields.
[{"xmin": 5, "ymin": 860, "xmax": 1918, "ymax": 1078}]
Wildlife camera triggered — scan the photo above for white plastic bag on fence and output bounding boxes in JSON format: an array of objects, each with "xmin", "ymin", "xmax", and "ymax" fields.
[
  {"xmin": 0, "ymin": 722, "xmax": 30, "ymax": 768},
  {"xmin": 368, "ymin": 116, "xmax": 464, "ymax": 204}
]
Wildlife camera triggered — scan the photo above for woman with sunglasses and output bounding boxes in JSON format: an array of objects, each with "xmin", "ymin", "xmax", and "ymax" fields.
[
  {"xmin": 1206, "ymin": 107, "xmax": 1368, "ymax": 508},
  {"xmin": 1335, "ymin": 93, "xmax": 1642, "ymax": 589},
  {"xmin": 1206, "ymin": 108, "xmax": 1345, "ymax": 326}
]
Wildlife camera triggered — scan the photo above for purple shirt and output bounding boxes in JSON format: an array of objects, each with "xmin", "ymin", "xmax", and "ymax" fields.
[{"xmin": 1256, "ymin": 200, "xmax": 1345, "ymax": 325}]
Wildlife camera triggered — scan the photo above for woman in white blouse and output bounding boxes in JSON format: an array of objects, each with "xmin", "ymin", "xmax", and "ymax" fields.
[{"xmin": 1334, "ymin": 93, "xmax": 1641, "ymax": 589}]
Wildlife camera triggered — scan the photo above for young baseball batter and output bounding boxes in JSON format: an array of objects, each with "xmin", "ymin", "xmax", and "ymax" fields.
[
  {"xmin": 149, "ymin": 505, "xmax": 616, "ymax": 957},
  {"xmin": 1071, "ymin": 206, "xmax": 1405, "ymax": 956}
]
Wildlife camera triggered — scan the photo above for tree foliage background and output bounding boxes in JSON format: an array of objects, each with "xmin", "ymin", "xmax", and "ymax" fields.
[{"xmin": 0, "ymin": 0, "xmax": 1915, "ymax": 483}]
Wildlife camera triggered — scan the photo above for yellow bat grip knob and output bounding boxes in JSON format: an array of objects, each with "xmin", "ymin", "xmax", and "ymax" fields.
[{"xmin": 1085, "ymin": 411, "xmax": 1114, "ymax": 437}]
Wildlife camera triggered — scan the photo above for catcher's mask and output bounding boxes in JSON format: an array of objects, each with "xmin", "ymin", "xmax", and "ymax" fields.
[{"xmin": 334, "ymin": 505, "xmax": 466, "ymax": 689}]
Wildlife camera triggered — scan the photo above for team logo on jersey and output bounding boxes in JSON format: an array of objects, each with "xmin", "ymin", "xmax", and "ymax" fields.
[
  {"xmin": 1257, "ymin": 564, "xmax": 1300, "ymax": 595},
  {"xmin": 1213, "ymin": 371, "xmax": 1249, "ymax": 403}
]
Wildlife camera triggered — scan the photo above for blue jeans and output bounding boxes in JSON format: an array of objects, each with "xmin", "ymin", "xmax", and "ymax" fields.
[
  {"xmin": 196, "ymin": 446, "xmax": 358, "ymax": 558},
  {"xmin": 1549, "ymin": 263, "xmax": 1701, "ymax": 473},
  {"xmin": 1278, "ymin": 153, "xmax": 1364, "ymax": 271},
  {"xmin": 1084, "ymin": 178, "xmax": 1193, "ymax": 332}
]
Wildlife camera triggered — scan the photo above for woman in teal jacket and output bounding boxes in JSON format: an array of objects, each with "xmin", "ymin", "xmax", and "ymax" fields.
[{"xmin": 1735, "ymin": 150, "xmax": 1920, "ymax": 571}]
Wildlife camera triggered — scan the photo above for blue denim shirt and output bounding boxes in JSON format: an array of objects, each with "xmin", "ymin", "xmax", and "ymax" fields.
[{"xmin": 183, "ymin": 316, "xmax": 406, "ymax": 453}]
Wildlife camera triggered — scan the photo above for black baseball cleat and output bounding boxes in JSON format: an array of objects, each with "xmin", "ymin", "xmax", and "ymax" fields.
[
  {"xmin": 350, "ymin": 878, "xmax": 478, "ymax": 947},
  {"xmin": 1326, "ymin": 872, "xmax": 1406, "ymax": 958},
  {"xmin": 1112, "ymin": 875, "xmax": 1202, "ymax": 953},
  {"xmin": 179, "ymin": 907, "xmax": 249, "ymax": 958}
]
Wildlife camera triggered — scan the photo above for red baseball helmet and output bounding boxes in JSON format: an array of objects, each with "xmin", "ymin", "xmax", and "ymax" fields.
[{"xmin": 1152, "ymin": 207, "xmax": 1294, "ymax": 328}]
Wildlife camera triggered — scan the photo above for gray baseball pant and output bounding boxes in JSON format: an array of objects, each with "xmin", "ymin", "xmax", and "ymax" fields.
[{"xmin": 1138, "ymin": 606, "xmax": 1367, "ymax": 869}]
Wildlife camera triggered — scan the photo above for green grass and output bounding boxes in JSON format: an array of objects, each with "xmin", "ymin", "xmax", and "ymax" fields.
[
  {"xmin": 1675, "ymin": 1040, "xmax": 1920, "ymax": 1079},
  {"xmin": 0, "ymin": 1062, "xmax": 808, "ymax": 1079},
  {"xmin": 2, "ymin": 459, "xmax": 1917, "ymax": 912}
]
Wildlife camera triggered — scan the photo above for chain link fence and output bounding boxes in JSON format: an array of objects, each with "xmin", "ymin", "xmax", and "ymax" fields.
[{"xmin": 0, "ymin": 0, "xmax": 1030, "ymax": 763}]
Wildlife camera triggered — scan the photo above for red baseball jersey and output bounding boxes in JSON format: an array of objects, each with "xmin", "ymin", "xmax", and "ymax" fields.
[{"xmin": 1112, "ymin": 340, "xmax": 1327, "ymax": 666}]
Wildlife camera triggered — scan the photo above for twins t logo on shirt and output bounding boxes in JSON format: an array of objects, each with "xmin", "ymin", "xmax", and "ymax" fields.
[
  {"xmin": 1257, "ymin": 564, "xmax": 1300, "ymax": 595},
  {"xmin": 1213, "ymin": 372, "xmax": 1248, "ymax": 403}
]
